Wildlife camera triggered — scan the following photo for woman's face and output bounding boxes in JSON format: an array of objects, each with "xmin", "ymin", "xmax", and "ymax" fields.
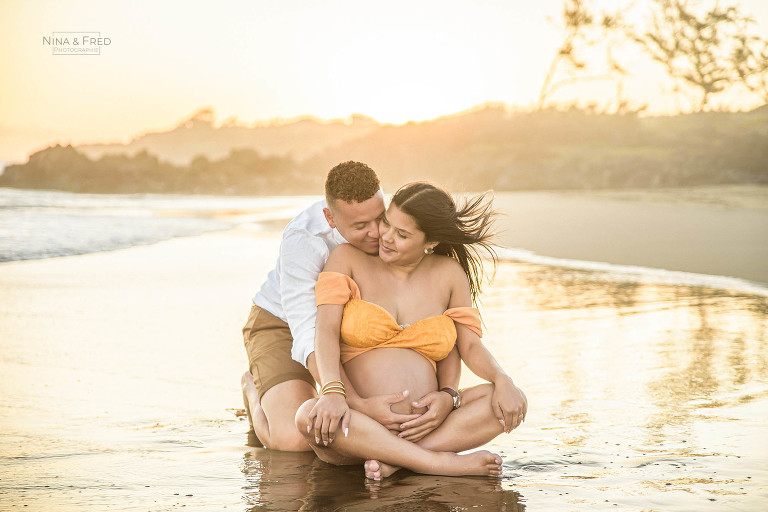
[{"xmin": 378, "ymin": 204, "xmax": 435, "ymax": 264}]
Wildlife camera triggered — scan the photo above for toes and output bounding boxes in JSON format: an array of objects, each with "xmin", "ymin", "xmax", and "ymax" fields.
[
  {"xmin": 487, "ymin": 462, "xmax": 503, "ymax": 476},
  {"xmin": 364, "ymin": 460, "xmax": 382, "ymax": 481},
  {"xmin": 484, "ymin": 452, "xmax": 503, "ymax": 476}
]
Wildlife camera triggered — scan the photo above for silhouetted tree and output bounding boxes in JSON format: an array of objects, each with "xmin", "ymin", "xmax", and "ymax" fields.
[
  {"xmin": 538, "ymin": 0, "xmax": 631, "ymax": 112},
  {"xmin": 633, "ymin": 0, "xmax": 756, "ymax": 111},
  {"xmin": 732, "ymin": 33, "xmax": 768, "ymax": 103}
]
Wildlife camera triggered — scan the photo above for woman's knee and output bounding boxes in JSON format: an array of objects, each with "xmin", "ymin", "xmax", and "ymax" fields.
[
  {"xmin": 294, "ymin": 398, "xmax": 318, "ymax": 433},
  {"xmin": 461, "ymin": 382, "xmax": 495, "ymax": 404}
]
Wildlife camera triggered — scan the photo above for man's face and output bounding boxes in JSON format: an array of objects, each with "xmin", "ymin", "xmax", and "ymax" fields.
[{"xmin": 324, "ymin": 190, "xmax": 385, "ymax": 255}]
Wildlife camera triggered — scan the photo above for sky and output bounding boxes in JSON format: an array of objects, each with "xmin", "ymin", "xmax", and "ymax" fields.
[{"xmin": 1, "ymin": 0, "xmax": 767, "ymax": 164}]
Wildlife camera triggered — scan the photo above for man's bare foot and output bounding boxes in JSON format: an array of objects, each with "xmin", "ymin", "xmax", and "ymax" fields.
[
  {"xmin": 364, "ymin": 459, "xmax": 401, "ymax": 480},
  {"xmin": 241, "ymin": 371, "xmax": 263, "ymax": 448},
  {"xmin": 457, "ymin": 450, "xmax": 503, "ymax": 477}
]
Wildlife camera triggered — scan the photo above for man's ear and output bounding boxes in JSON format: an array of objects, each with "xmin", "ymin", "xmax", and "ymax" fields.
[{"xmin": 323, "ymin": 207, "xmax": 336, "ymax": 229}]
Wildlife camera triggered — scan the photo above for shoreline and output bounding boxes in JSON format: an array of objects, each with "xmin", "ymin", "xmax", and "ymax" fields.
[
  {"xmin": 3, "ymin": 227, "xmax": 767, "ymax": 297},
  {"xmin": 491, "ymin": 187, "xmax": 768, "ymax": 287},
  {"xmin": 495, "ymin": 246, "xmax": 768, "ymax": 297},
  {"xmin": 2, "ymin": 185, "xmax": 766, "ymax": 290}
]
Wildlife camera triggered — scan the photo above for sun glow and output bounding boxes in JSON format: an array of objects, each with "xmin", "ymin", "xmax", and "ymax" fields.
[
  {"xmin": 324, "ymin": 28, "xmax": 487, "ymax": 124},
  {"xmin": 1, "ymin": 0, "xmax": 768, "ymax": 163}
]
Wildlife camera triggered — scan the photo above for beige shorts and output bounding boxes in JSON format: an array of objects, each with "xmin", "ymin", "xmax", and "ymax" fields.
[{"xmin": 242, "ymin": 305, "xmax": 316, "ymax": 403}]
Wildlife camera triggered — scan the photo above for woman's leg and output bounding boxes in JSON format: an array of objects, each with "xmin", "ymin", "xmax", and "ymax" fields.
[
  {"xmin": 365, "ymin": 383, "xmax": 506, "ymax": 479},
  {"xmin": 419, "ymin": 383, "xmax": 505, "ymax": 452},
  {"xmin": 295, "ymin": 398, "xmax": 502, "ymax": 477}
]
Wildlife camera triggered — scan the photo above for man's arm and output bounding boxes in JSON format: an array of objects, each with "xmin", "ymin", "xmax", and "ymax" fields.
[{"xmin": 277, "ymin": 232, "xmax": 327, "ymax": 369}]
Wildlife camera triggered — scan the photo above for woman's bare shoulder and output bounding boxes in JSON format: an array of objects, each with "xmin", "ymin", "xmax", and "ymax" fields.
[
  {"xmin": 430, "ymin": 255, "xmax": 472, "ymax": 305},
  {"xmin": 325, "ymin": 243, "xmax": 375, "ymax": 273},
  {"xmin": 430, "ymin": 253, "xmax": 465, "ymax": 276}
]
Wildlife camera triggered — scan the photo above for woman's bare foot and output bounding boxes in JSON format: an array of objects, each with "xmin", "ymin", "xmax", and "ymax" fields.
[
  {"xmin": 241, "ymin": 371, "xmax": 264, "ymax": 447},
  {"xmin": 458, "ymin": 450, "xmax": 503, "ymax": 477},
  {"xmin": 365, "ymin": 451, "xmax": 502, "ymax": 479},
  {"xmin": 364, "ymin": 459, "xmax": 401, "ymax": 480}
]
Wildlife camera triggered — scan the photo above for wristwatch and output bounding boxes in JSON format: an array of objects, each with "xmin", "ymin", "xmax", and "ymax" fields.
[{"xmin": 440, "ymin": 387, "xmax": 461, "ymax": 409}]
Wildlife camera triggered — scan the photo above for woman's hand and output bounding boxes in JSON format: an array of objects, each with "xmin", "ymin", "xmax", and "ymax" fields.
[
  {"xmin": 357, "ymin": 390, "xmax": 420, "ymax": 431},
  {"xmin": 397, "ymin": 390, "xmax": 454, "ymax": 442},
  {"xmin": 307, "ymin": 393, "xmax": 351, "ymax": 446},
  {"xmin": 492, "ymin": 376, "xmax": 527, "ymax": 433}
]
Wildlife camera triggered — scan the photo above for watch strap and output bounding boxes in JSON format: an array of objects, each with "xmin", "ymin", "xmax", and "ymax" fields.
[{"xmin": 440, "ymin": 387, "xmax": 461, "ymax": 409}]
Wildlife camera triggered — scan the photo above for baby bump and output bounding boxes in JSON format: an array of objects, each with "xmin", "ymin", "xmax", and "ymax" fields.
[{"xmin": 344, "ymin": 348, "xmax": 438, "ymax": 415}]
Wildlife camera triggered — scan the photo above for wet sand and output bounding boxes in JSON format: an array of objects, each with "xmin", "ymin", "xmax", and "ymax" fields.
[
  {"xmin": 0, "ymin": 228, "xmax": 274, "ymax": 510},
  {"xmin": 1, "ymin": 220, "xmax": 767, "ymax": 511},
  {"xmin": 492, "ymin": 185, "xmax": 768, "ymax": 285}
]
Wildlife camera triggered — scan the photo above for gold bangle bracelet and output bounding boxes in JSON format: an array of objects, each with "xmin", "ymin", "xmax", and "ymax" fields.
[
  {"xmin": 321, "ymin": 381, "xmax": 345, "ymax": 391},
  {"xmin": 321, "ymin": 386, "xmax": 345, "ymax": 394},
  {"xmin": 322, "ymin": 389, "xmax": 346, "ymax": 397}
]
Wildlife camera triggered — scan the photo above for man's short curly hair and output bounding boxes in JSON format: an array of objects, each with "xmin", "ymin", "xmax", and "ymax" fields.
[{"xmin": 325, "ymin": 161, "xmax": 380, "ymax": 206}]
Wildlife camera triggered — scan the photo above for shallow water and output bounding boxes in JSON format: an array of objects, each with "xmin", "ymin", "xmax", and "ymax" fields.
[
  {"xmin": 0, "ymin": 187, "xmax": 316, "ymax": 262},
  {"xmin": 479, "ymin": 264, "xmax": 768, "ymax": 510},
  {"xmin": 1, "ymin": 226, "xmax": 766, "ymax": 511}
]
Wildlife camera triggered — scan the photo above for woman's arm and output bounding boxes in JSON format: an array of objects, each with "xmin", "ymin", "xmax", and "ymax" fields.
[
  {"xmin": 307, "ymin": 302, "xmax": 351, "ymax": 446},
  {"xmin": 306, "ymin": 353, "xmax": 419, "ymax": 432},
  {"xmin": 436, "ymin": 346, "xmax": 461, "ymax": 391},
  {"xmin": 448, "ymin": 264, "xmax": 528, "ymax": 433},
  {"xmin": 305, "ymin": 246, "xmax": 355, "ymax": 446},
  {"xmin": 307, "ymin": 244, "xmax": 420, "ymax": 444},
  {"xmin": 397, "ymin": 345, "xmax": 460, "ymax": 441}
]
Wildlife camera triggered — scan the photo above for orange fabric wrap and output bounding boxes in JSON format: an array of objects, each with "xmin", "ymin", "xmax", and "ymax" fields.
[
  {"xmin": 316, "ymin": 272, "xmax": 360, "ymax": 305},
  {"xmin": 314, "ymin": 271, "xmax": 483, "ymax": 368}
]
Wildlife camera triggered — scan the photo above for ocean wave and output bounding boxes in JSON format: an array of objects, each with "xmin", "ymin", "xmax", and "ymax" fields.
[
  {"xmin": 496, "ymin": 247, "xmax": 768, "ymax": 296},
  {"xmin": 0, "ymin": 188, "xmax": 317, "ymax": 262}
]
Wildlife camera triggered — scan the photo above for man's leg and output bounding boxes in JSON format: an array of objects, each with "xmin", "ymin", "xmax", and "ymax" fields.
[
  {"xmin": 242, "ymin": 305, "xmax": 317, "ymax": 451},
  {"xmin": 242, "ymin": 372, "xmax": 316, "ymax": 451}
]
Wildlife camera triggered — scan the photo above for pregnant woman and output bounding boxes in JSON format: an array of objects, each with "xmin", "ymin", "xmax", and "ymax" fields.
[{"xmin": 295, "ymin": 182, "xmax": 527, "ymax": 478}]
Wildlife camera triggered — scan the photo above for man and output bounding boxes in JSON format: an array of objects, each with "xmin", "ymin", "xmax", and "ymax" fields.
[{"xmin": 241, "ymin": 161, "xmax": 457, "ymax": 451}]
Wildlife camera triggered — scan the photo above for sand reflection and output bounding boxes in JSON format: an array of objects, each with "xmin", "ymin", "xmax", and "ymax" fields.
[
  {"xmin": 476, "ymin": 262, "xmax": 768, "ymax": 509},
  {"xmin": 241, "ymin": 447, "xmax": 525, "ymax": 510}
]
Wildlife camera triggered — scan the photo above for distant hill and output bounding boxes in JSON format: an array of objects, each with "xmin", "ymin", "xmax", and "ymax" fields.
[
  {"xmin": 303, "ymin": 105, "xmax": 768, "ymax": 192},
  {"xmin": 76, "ymin": 107, "xmax": 381, "ymax": 165},
  {"xmin": 2, "ymin": 105, "xmax": 767, "ymax": 195}
]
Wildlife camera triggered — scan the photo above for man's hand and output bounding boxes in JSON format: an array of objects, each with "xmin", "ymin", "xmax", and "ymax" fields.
[
  {"xmin": 356, "ymin": 390, "xmax": 420, "ymax": 431},
  {"xmin": 492, "ymin": 376, "xmax": 527, "ymax": 433},
  {"xmin": 397, "ymin": 390, "xmax": 454, "ymax": 442}
]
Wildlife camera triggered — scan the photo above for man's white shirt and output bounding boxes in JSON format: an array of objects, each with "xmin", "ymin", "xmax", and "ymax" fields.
[{"xmin": 252, "ymin": 199, "xmax": 347, "ymax": 367}]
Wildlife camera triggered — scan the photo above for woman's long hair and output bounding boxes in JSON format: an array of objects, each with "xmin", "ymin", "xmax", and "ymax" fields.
[{"xmin": 391, "ymin": 182, "xmax": 498, "ymax": 305}]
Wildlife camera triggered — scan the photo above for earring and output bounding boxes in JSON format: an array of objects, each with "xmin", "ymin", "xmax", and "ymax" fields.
[{"xmin": 424, "ymin": 247, "xmax": 434, "ymax": 254}]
